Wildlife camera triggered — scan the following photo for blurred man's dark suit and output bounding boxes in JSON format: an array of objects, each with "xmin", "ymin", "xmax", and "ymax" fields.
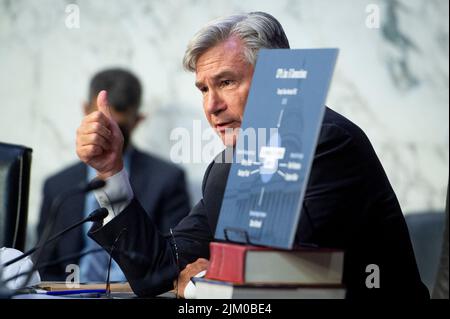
[
  {"xmin": 38, "ymin": 147, "xmax": 191, "ymax": 280},
  {"xmin": 89, "ymin": 107, "xmax": 429, "ymax": 299}
]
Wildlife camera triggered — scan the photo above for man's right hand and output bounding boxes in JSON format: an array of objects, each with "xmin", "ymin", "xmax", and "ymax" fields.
[{"xmin": 76, "ymin": 90, "xmax": 124, "ymax": 180}]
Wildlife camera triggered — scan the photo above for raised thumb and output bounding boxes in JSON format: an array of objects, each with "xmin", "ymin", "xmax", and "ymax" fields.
[{"xmin": 97, "ymin": 90, "xmax": 112, "ymax": 119}]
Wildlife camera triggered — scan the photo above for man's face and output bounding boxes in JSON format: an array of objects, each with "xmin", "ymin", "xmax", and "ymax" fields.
[{"xmin": 195, "ymin": 37, "xmax": 254, "ymax": 146}]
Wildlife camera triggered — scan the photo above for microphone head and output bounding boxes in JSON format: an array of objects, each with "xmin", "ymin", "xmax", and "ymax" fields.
[
  {"xmin": 83, "ymin": 179, "xmax": 106, "ymax": 192},
  {"xmin": 87, "ymin": 207, "xmax": 109, "ymax": 222}
]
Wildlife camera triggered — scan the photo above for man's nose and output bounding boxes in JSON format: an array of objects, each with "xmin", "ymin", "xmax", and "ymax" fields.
[{"xmin": 205, "ymin": 89, "xmax": 226, "ymax": 115}]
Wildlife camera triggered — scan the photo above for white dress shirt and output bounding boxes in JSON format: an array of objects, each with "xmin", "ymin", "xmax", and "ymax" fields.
[{"xmin": 93, "ymin": 167, "xmax": 134, "ymax": 224}]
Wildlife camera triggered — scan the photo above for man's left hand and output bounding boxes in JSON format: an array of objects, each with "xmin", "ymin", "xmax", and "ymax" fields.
[{"xmin": 174, "ymin": 258, "xmax": 209, "ymax": 298}]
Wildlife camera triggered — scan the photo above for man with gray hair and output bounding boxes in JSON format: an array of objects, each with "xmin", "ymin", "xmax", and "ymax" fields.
[{"xmin": 76, "ymin": 12, "xmax": 428, "ymax": 298}]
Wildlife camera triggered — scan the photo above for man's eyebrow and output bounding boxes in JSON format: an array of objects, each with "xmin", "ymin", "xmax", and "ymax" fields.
[
  {"xmin": 213, "ymin": 70, "xmax": 237, "ymax": 80},
  {"xmin": 195, "ymin": 80, "xmax": 204, "ymax": 89},
  {"xmin": 195, "ymin": 70, "xmax": 238, "ymax": 88}
]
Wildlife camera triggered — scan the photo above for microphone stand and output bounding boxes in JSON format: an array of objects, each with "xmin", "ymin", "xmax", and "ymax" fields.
[
  {"xmin": 2, "ymin": 247, "xmax": 150, "ymax": 290},
  {"xmin": 19, "ymin": 179, "xmax": 105, "ymax": 290},
  {"xmin": 0, "ymin": 182, "xmax": 103, "ymax": 299},
  {"xmin": 105, "ymin": 228, "xmax": 128, "ymax": 297},
  {"xmin": 2, "ymin": 208, "xmax": 109, "ymax": 268}
]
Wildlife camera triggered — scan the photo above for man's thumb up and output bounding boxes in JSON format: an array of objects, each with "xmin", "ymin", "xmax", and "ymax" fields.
[{"xmin": 97, "ymin": 90, "xmax": 113, "ymax": 119}]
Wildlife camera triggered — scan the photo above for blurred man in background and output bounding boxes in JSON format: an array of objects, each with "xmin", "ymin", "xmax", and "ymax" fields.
[{"xmin": 38, "ymin": 68, "xmax": 191, "ymax": 282}]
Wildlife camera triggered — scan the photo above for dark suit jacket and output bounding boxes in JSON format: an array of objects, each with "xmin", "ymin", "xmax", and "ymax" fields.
[
  {"xmin": 37, "ymin": 147, "xmax": 191, "ymax": 280},
  {"xmin": 90, "ymin": 108, "xmax": 429, "ymax": 298}
]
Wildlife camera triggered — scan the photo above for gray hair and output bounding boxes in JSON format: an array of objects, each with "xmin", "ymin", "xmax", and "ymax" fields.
[{"xmin": 182, "ymin": 12, "xmax": 290, "ymax": 72}]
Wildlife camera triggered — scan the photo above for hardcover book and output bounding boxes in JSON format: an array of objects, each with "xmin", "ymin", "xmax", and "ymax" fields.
[
  {"xmin": 205, "ymin": 242, "xmax": 344, "ymax": 285},
  {"xmin": 194, "ymin": 277, "xmax": 345, "ymax": 299}
]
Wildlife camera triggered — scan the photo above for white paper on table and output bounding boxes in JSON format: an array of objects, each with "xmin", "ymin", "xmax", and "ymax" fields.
[{"xmin": 0, "ymin": 247, "xmax": 41, "ymax": 290}]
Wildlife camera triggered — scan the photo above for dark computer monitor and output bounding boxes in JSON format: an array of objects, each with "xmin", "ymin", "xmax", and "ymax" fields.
[{"xmin": 0, "ymin": 142, "xmax": 32, "ymax": 251}]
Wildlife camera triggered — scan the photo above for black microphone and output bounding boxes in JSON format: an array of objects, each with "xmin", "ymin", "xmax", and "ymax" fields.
[
  {"xmin": 2, "ymin": 246, "xmax": 151, "ymax": 288},
  {"xmin": 19, "ymin": 178, "xmax": 106, "ymax": 288},
  {"xmin": 81, "ymin": 179, "xmax": 106, "ymax": 192},
  {"xmin": 2, "ymin": 208, "xmax": 109, "ymax": 268},
  {"xmin": 2, "ymin": 193, "xmax": 128, "ymax": 273},
  {"xmin": 88, "ymin": 207, "xmax": 110, "ymax": 222}
]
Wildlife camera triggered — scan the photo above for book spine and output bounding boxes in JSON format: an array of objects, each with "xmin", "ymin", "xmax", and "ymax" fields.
[{"xmin": 205, "ymin": 243, "xmax": 246, "ymax": 284}]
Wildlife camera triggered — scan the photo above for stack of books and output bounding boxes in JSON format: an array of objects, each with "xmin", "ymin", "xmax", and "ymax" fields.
[{"xmin": 193, "ymin": 242, "xmax": 345, "ymax": 299}]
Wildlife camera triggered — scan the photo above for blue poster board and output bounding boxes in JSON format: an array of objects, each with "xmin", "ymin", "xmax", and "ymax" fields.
[{"xmin": 215, "ymin": 48, "xmax": 338, "ymax": 249}]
